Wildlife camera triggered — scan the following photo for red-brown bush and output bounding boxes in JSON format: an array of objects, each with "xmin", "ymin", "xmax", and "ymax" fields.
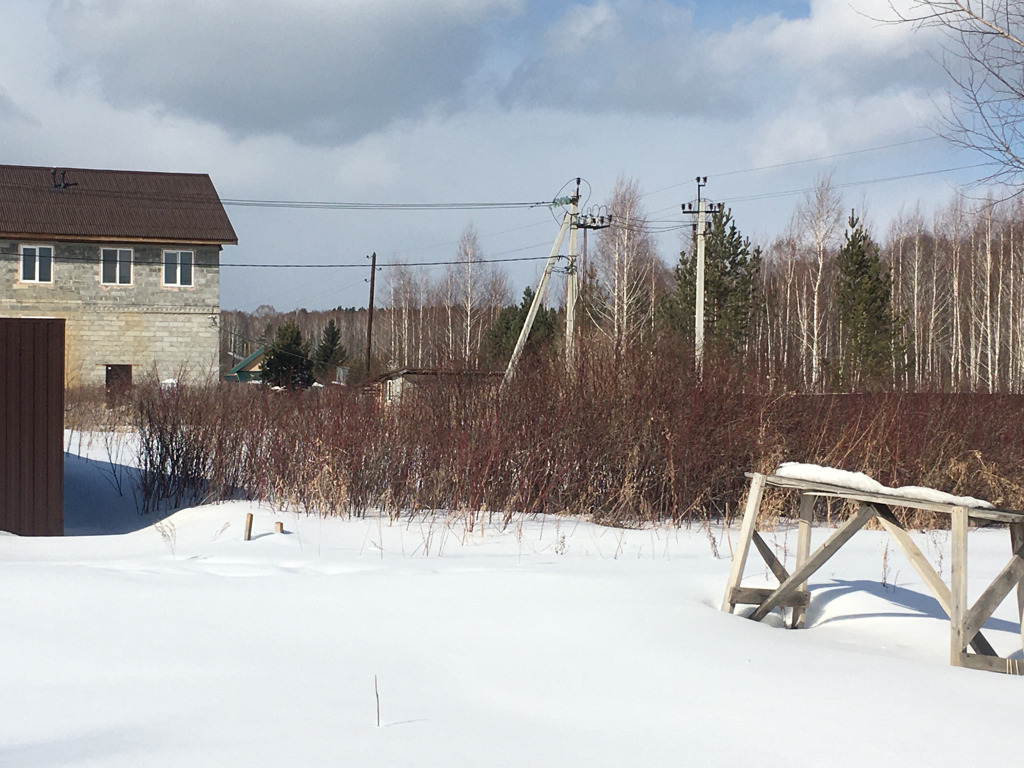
[{"xmin": 115, "ymin": 344, "xmax": 1024, "ymax": 524}]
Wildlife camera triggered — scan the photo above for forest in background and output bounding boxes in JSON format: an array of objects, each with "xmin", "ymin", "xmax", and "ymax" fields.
[{"xmin": 221, "ymin": 176, "xmax": 1024, "ymax": 395}]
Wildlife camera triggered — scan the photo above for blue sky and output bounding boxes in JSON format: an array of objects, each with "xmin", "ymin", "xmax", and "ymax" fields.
[{"xmin": 0, "ymin": 1, "xmax": 987, "ymax": 311}]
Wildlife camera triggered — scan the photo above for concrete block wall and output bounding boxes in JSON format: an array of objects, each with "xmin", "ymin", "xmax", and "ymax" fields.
[{"xmin": 0, "ymin": 239, "xmax": 221, "ymax": 386}]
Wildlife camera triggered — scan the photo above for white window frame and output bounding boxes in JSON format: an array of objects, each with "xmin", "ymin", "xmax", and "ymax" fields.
[
  {"xmin": 100, "ymin": 247, "xmax": 133, "ymax": 285},
  {"xmin": 162, "ymin": 249, "xmax": 194, "ymax": 287},
  {"xmin": 20, "ymin": 244, "xmax": 54, "ymax": 284}
]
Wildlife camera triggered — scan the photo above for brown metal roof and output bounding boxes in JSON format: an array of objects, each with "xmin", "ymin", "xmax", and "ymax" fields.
[{"xmin": 0, "ymin": 164, "xmax": 237, "ymax": 245}]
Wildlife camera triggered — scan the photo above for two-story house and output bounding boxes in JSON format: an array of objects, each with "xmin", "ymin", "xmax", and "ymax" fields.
[{"xmin": 0, "ymin": 164, "xmax": 237, "ymax": 387}]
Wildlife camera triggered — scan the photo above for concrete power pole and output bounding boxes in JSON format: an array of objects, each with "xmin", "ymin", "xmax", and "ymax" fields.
[
  {"xmin": 565, "ymin": 181, "xmax": 580, "ymax": 365},
  {"xmin": 695, "ymin": 179, "xmax": 707, "ymax": 376},
  {"xmin": 504, "ymin": 180, "xmax": 611, "ymax": 385},
  {"xmin": 503, "ymin": 214, "xmax": 571, "ymax": 385},
  {"xmin": 683, "ymin": 177, "xmax": 711, "ymax": 377}
]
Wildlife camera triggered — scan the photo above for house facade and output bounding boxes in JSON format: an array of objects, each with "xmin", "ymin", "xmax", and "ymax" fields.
[{"xmin": 0, "ymin": 164, "xmax": 237, "ymax": 387}]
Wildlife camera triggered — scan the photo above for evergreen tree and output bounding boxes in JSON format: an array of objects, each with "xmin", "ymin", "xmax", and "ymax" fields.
[
  {"xmin": 664, "ymin": 207, "xmax": 762, "ymax": 353},
  {"xmin": 834, "ymin": 212, "xmax": 902, "ymax": 389},
  {"xmin": 262, "ymin": 320, "xmax": 314, "ymax": 389},
  {"xmin": 312, "ymin": 319, "xmax": 347, "ymax": 382},
  {"xmin": 481, "ymin": 287, "xmax": 559, "ymax": 367}
]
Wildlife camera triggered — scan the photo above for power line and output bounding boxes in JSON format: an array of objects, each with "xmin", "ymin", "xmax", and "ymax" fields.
[
  {"xmin": 715, "ymin": 137, "xmax": 945, "ymax": 178},
  {"xmin": 724, "ymin": 163, "xmax": 994, "ymax": 203},
  {"xmin": 220, "ymin": 198, "xmax": 552, "ymax": 211},
  {"xmin": 223, "ymin": 252, "xmax": 553, "ymax": 269},
  {"xmin": 14, "ymin": 247, "xmax": 554, "ymax": 270},
  {"xmin": 0, "ymin": 179, "xmax": 556, "ymax": 212},
  {"xmin": 643, "ymin": 136, "xmax": 945, "ymax": 198}
]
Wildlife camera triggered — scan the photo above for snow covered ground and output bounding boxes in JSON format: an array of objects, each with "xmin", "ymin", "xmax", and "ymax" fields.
[{"xmin": 2, "ymin": 434, "xmax": 1022, "ymax": 767}]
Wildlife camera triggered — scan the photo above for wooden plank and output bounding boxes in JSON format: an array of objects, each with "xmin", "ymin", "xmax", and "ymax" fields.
[
  {"xmin": 956, "ymin": 652, "xmax": 1024, "ymax": 676},
  {"xmin": 721, "ymin": 473, "xmax": 767, "ymax": 613},
  {"xmin": 1012, "ymin": 523, "xmax": 1024, "ymax": 654},
  {"xmin": 875, "ymin": 506, "xmax": 952, "ymax": 614},
  {"xmin": 760, "ymin": 474, "xmax": 1024, "ymax": 524},
  {"xmin": 752, "ymin": 531, "xmax": 790, "ymax": 584},
  {"xmin": 730, "ymin": 587, "xmax": 809, "ymax": 608},
  {"xmin": 875, "ymin": 504, "xmax": 997, "ymax": 657},
  {"xmin": 749, "ymin": 504, "xmax": 877, "ymax": 623},
  {"xmin": 792, "ymin": 493, "xmax": 814, "ymax": 629},
  {"xmin": 950, "ymin": 506, "xmax": 968, "ymax": 667},
  {"xmin": 962, "ymin": 551, "xmax": 1024, "ymax": 647}
]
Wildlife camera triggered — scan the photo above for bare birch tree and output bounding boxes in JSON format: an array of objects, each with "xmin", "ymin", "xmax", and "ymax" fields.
[
  {"xmin": 794, "ymin": 173, "xmax": 844, "ymax": 389},
  {"xmin": 891, "ymin": 1, "xmax": 1024, "ymax": 185},
  {"xmin": 587, "ymin": 176, "xmax": 659, "ymax": 355}
]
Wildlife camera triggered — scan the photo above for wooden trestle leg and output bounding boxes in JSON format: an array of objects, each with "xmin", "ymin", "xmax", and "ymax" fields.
[
  {"xmin": 721, "ymin": 473, "xmax": 766, "ymax": 614},
  {"xmin": 791, "ymin": 493, "xmax": 814, "ymax": 629}
]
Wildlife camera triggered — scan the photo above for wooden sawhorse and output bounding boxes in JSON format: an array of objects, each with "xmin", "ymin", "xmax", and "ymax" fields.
[{"xmin": 722, "ymin": 472, "xmax": 1024, "ymax": 674}]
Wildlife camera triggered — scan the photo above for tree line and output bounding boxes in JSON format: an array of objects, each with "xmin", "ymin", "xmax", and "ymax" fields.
[{"xmin": 221, "ymin": 174, "xmax": 1024, "ymax": 393}]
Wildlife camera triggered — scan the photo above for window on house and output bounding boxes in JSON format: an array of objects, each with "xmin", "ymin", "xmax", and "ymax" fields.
[
  {"xmin": 20, "ymin": 245, "xmax": 53, "ymax": 283},
  {"xmin": 101, "ymin": 248, "xmax": 132, "ymax": 285},
  {"xmin": 163, "ymin": 250, "xmax": 194, "ymax": 286}
]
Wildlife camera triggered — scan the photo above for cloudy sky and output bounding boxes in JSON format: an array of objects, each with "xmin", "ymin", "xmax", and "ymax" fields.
[{"xmin": 0, "ymin": 0, "xmax": 986, "ymax": 311}]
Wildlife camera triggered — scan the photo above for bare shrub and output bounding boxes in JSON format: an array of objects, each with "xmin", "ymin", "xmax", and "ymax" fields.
[{"xmin": 121, "ymin": 351, "xmax": 1024, "ymax": 527}]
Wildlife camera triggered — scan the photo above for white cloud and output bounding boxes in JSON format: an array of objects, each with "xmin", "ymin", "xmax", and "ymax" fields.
[
  {"xmin": 0, "ymin": 0, "xmax": 977, "ymax": 310},
  {"xmin": 47, "ymin": 0, "xmax": 524, "ymax": 143},
  {"xmin": 501, "ymin": 0, "xmax": 946, "ymax": 122}
]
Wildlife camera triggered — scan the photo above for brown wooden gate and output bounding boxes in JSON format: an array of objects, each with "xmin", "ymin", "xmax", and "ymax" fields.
[{"xmin": 0, "ymin": 318, "xmax": 65, "ymax": 536}]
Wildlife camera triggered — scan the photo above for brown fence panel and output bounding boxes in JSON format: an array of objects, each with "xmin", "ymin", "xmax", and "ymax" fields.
[{"xmin": 0, "ymin": 318, "xmax": 64, "ymax": 536}]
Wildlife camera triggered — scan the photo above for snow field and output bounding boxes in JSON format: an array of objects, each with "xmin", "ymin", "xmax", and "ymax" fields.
[{"xmin": 0, "ymin": 437, "xmax": 1022, "ymax": 767}]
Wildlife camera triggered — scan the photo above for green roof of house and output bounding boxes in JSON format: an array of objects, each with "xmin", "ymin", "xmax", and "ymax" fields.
[{"xmin": 224, "ymin": 347, "xmax": 266, "ymax": 382}]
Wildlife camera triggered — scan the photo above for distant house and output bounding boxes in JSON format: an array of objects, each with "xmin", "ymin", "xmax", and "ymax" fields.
[
  {"xmin": 375, "ymin": 368, "xmax": 503, "ymax": 405},
  {"xmin": 224, "ymin": 347, "xmax": 267, "ymax": 382},
  {"xmin": 0, "ymin": 164, "xmax": 237, "ymax": 387}
]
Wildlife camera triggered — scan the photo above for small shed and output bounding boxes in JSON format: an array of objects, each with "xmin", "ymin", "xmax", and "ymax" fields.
[
  {"xmin": 375, "ymin": 368, "xmax": 503, "ymax": 405},
  {"xmin": 0, "ymin": 317, "xmax": 64, "ymax": 536}
]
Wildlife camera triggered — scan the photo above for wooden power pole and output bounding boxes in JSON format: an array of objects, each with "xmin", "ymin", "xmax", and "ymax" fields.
[{"xmin": 365, "ymin": 251, "xmax": 377, "ymax": 379}]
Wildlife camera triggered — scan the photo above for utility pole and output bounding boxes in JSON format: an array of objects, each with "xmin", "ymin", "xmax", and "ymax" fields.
[
  {"xmin": 504, "ymin": 180, "xmax": 613, "ymax": 385},
  {"xmin": 503, "ymin": 214, "xmax": 571, "ymax": 385},
  {"xmin": 365, "ymin": 251, "xmax": 377, "ymax": 379},
  {"xmin": 573, "ymin": 206, "xmax": 612, "ymax": 362},
  {"xmin": 565, "ymin": 180, "xmax": 580, "ymax": 365},
  {"xmin": 684, "ymin": 175, "xmax": 724, "ymax": 378},
  {"xmin": 695, "ymin": 178, "xmax": 707, "ymax": 376}
]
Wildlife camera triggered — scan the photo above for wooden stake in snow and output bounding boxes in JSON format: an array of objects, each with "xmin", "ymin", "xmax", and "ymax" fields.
[
  {"xmin": 274, "ymin": 521, "xmax": 284, "ymax": 534},
  {"xmin": 375, "ymin": 675, "xmax": 380, "ymax": 727},
  {"xmin": 244, "ymin": 513, "xmax": 253, "ymax": 542}
]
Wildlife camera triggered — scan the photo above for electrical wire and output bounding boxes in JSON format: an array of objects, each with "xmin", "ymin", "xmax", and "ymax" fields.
[
  {"xmin": 7, "ymin": 245, "xmax": 555, "ymax": 270},
  {"xmin": 223, "ymin": 252, "xmax": 553, "ymax": 269},
  {"xmin": 220, "ymin": 198, "xmax": 554, "ymax": 210},
  {"xmin": 0, "ymin": 179, "xmax": 556, "ymax": 212},
  {"xmin": 723, "ymin": 163, "xmax": 995, "ymax": 203},
  {"xmin": 642, "ymin": 136, "xmax": 946, "ymax": 198}
]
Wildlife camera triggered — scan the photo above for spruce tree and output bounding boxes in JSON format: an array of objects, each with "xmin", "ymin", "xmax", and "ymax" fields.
[
  {"xmin": 835, "ymin": 212, "xmax": 902, "ymax": 389},
  {"xmin": 665, "ymin": 207, "xmax": 762, "ymax": 354},
  {"xmin": 481, "ymin": 287, "xmax": 558, "ymax": 366},
  {"xmin": 262, "ymin": 320, "xmax": 314, "ymax": 389},
  {"xmin": 312, "ymin": 319, "xmax": 347, "ymax": 382}
]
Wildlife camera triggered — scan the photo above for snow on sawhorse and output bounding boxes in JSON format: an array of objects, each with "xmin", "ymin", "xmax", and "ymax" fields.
[{"xmin": 722, "ymin": 464, "xmax": 1024, "ymax": 675}]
